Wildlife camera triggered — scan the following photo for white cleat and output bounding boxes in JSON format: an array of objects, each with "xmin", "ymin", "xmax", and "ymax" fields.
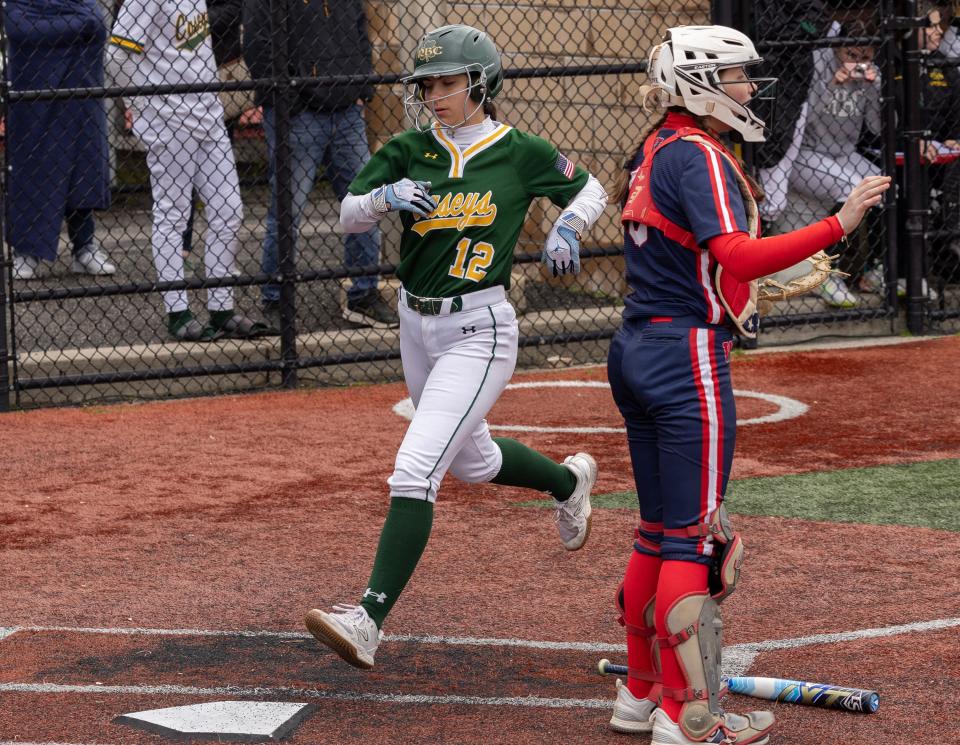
[
  {"xmin": 555, "ymin": 452, "xmax": 596, "ymax": 551},
  {"xmin": 13, "ymin": 254, "xmax": 39, "ymax": 280},
  {"xmin": 304, "ymin": 603, "xmax": 380, "ymax": 670},
  {"xmin": 609, "ymin": 678, "xmax": 657, "ymax": 733},
  {"xmin": 71, "ymin": 246, "xmax": 116, "ymax": 276}
]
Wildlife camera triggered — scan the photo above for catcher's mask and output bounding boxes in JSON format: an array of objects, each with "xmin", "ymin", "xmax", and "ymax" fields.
[
  {"xmin": 402, "ymin": 24, "xmax": 503, "ymax": 132},
  {"xmin": 648, "ymin": 25, "xmax": 778, "ymax": 142}
]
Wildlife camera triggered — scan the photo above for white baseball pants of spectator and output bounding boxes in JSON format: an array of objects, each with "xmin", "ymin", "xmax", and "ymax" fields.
[
  {"xmin": 141, "ymin": 126, "xmax": 243, "ymax": 314},
  {"xmin": 759, "ymin": 101, "xmax": 809, "ymax": 221},
  {"xmin": 388, "ymin": 288, "xmax": 519, "ymax": 502},
  {"xmin": 790, "ymin": 148, "xmax": 879, "ymax": 206}
]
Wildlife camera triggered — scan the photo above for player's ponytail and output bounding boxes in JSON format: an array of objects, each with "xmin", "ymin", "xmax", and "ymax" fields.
[{"xmin": 614, "ymin": 112, "xmax": 666, "ymax": 205}]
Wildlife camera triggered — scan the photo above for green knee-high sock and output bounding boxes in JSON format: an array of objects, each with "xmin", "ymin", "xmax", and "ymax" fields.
[
  {"xmin": 359, "ymin": 497, "xmax": 434, "ymax": 629},
  {"xmin": 490, "ymin": 437, "xmax": 576, "ymax": 500}
]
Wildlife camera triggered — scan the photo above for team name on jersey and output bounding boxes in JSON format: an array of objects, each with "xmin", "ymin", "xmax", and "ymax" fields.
[
  {"xmin": 412, "ymin": 190, "xmax": 497, "ymax": 236},
  {"xmin": 174, "ymin": 11, "xmax": 210, "ymax": 52}
]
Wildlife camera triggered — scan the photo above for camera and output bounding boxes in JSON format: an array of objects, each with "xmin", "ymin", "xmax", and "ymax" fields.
[{"xmin": 850, "ymin": 63, "xmax": 869, "ymax": 78}]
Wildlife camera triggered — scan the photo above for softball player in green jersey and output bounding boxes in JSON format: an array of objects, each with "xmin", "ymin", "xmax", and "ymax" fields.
[{"xmin": 304, "ymin": 24, "xmax": 609, "ymax": 669}]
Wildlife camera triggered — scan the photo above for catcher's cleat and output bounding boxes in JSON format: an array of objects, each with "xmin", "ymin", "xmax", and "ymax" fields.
[
  {"xmin": 555, "ymin": 452, "xmax": 596, "ymax": 550},
  {"xmin": 816, "ymin": 275, "xmax": 859, "ymax": 308},
  {"xmin": 609, "ymin": 678, "xmax": 657, "ymax": 733},
  {"xmin": 651, "ymin": 708, "xmax": 774, "ymax": 745},
  {"xmin": 304, "ymin": 604, "xmax": 381, "ymax": 670}
]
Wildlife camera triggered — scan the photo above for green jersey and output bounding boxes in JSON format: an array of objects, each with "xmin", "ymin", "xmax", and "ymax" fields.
[{"xmin": 349, "ymin": 124, "xmax": 589, "ymax": 298}]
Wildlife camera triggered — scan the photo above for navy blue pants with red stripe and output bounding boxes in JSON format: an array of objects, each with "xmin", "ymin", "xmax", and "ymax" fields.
[{"xmin": 607, "ymin": 316, "xmax": 736, "ymax": 565}]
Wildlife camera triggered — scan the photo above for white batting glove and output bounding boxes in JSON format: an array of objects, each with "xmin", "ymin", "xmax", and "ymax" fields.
[
  {"xmin": 371, "ymin": 178, "xmax": 437, "ymax": 218},
  {"xmin": 542, "ymin": 211, "xmax": 586, "ymax": 276}
]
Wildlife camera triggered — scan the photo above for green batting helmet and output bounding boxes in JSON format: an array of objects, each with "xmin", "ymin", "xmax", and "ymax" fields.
[{"xmin": 405, "ymin": 24, "xmax": 504, "ymax": 101}]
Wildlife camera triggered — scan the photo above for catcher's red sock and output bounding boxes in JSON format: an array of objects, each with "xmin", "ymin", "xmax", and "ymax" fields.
[
  {"xmin": 656, "ymin": 560, "xmax": 709, "ymax": 722},
  {"xmin": 622, "ymin": 549, "xmax": 661, "ymax": 700}
]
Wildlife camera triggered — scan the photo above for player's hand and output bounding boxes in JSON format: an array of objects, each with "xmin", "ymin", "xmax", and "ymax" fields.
[
  {"xmin": 542, "ymin": 211, "xmax": 586, "ymax": 276},
  {"xmin": 835, "ymin": 175, "xmax": 892, "ymax": 234},
  {"xmin": 371, "ymin": 178, "xmax": 437, "ymax": 218}
]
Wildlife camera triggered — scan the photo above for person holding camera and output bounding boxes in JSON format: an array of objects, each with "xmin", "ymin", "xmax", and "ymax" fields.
[{"xmin": 788, "ymin": 21, "xmax": 882, "ymax": 307}]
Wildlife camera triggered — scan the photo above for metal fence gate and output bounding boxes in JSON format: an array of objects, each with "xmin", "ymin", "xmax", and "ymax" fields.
[{"xmin": 1, "ymin": 0, "xmax": 956, "ymax": 410}]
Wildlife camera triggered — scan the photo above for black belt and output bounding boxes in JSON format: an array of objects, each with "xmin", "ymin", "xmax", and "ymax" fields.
[{"xmin": 404, "ymin": 292, "xmax": 464, "ymax": 316}]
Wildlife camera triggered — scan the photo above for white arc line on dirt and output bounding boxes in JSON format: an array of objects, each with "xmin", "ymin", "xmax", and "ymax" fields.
[{"xmin": 392, "ymin": 382, "xmax": 807, "ymax": 432}]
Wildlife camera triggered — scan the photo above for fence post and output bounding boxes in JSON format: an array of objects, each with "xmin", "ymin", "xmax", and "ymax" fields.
[
  {"xmin": 880, "ymin": 0, "xmax": 901, "ymax": 329},
  {"xmin": 0, "ymin": 6, "xmax": 11, "ymax": 413},
  {"xmin": 899, "ymin": 0, "xmax": 930, "ymax": 334},
  {"xmin": 270, "ymin": 0, "xmax": 298, "ymax": 387},
  {"xmin": 712, "ymin": 0, "xmax": 734, "ymax": 27}
]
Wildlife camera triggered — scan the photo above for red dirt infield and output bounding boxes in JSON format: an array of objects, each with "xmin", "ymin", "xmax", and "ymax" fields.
[{"xmin": 1, "ymin": 336, "xmax": 959, "ymax": 744}]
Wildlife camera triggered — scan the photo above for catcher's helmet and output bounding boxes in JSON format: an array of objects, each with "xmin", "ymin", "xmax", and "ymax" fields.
[
  {"xmin": 402, "ymin": 24, "xmax": 503, "ymax": 131},
  {"xmin": 648, "ymin": 25, "xmax": 775, "ymax": 142}
]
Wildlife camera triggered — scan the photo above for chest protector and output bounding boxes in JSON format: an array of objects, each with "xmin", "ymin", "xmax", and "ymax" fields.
[{"xmin": 622, "ymin": 126, "xmax": 761, "ymax": 338}]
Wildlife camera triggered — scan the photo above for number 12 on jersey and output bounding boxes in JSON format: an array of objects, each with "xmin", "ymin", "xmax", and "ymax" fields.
[{"xmin": 449, "ymin": 238, "xmax": 495, "ymax": 282}]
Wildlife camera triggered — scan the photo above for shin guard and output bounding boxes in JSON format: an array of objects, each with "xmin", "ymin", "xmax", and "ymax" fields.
[{"xmin": 659, "ymin": 592, "xmax": 774, "ymax": 743}]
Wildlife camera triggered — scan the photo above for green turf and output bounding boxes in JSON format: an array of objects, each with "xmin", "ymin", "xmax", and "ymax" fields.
[{"xmin": 519, "ymin": 459, "xmax": 960, "ymax": 531}]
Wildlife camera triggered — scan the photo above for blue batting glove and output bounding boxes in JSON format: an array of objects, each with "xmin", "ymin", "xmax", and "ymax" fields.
[
  {"xmin": 542, "ymin": 211, "xmax": 586, "ymax": 276},
  {"xmin": 371, "ymin": 178, "xmax": 437, "ymax": 218}
]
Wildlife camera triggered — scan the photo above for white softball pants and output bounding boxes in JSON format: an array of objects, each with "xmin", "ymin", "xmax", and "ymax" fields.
[
  {"xmin": 142, "ymin": 126, "xmax": 244, "ymax": 314},
  {"xmin": 388, "ymin": 286, "xmax": 519, "ymax": 502}
]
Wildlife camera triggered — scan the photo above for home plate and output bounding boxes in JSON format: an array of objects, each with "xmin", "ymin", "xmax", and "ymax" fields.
[{"xmin": 114, "ymin": 701, "xmax": 313, "ymax": 741}]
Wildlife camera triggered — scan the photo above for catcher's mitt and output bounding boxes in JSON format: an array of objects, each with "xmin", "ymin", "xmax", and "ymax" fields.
[{"xmin": 757, "ymin": 251, "xmax": 849, "ymax": 303}]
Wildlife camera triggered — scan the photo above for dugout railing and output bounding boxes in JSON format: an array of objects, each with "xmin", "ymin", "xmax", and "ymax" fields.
[{"xmin": 0, "ymin": 0, "xmax": 955, "ymax": 411}]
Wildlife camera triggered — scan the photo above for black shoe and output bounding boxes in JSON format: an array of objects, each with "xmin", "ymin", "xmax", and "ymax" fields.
[
  {"xmin": 261, "ymin": 300, "xmax": 282, "ymax": 332},
  {"xmin": 343, "ymin": 291, "xmax": 400, "ymax": 329}
]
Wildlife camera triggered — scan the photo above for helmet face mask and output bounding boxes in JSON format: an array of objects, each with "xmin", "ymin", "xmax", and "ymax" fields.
[
  {"xmin": 401, "ymin": 25, "xmax": 503, "ymax": 132},
  {"xmin": 649, "ymin": 25, "xmax": 778, "ymax": 142},
  {"xmin": 403, "ymin": 66, "xmax": 489, "ymax": 132}
]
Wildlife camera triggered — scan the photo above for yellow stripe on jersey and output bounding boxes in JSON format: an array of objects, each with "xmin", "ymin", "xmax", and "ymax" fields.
[
  {"xmin": 431, "ymin": 125, "xmax": 462, "ymax": 178},
  {"xmin": 110, "ymin": 35, "xmax": 144, "ymax": 54},
  {"xmin": 431, "ymin": 123, "xmax": 513, "ymax": 179},
  {"xmin": 461, "ymin": 124, "xmax": 512, "ymax": 161}
]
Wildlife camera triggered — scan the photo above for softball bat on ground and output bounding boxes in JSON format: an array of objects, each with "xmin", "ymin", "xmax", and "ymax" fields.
[{"xmin": 596, "ymin": 659, "xmax": 879, "ymax": 713}]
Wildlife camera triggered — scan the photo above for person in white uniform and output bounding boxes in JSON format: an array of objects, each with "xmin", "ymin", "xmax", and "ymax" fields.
[{"xmin": 108, "ymin": 0, "xmax": 267, "ymax": 340}]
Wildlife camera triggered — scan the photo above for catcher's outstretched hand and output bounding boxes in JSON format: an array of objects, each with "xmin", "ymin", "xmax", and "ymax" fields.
[{"xmin": 836, "ymin": 175, "xmax": 892, "ymax": 234}]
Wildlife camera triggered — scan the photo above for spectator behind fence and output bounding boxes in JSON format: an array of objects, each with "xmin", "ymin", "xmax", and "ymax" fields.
[
  {"xmin": 6, "ymin": 0, "xmax": 116, "ymax": 281},
  {"xmin": 789, "ymin": 21, "xmax": 882, "ymax": 307},
  {"xmin": 107, "ymin": 0, "xmax": 269, "ymax": 341},
  {"xmin": 904, "ymin": 2, "xmax": 958, "ymax": 295},
  {"xmin": 243, "ymin": 0, "xmax": 397, "ymax": 329},
  {"xmin": 753, "ymin": 0, "xmax": 829, "ymax": 225}
]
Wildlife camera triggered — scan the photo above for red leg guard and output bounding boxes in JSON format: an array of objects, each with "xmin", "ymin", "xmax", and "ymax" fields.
[
  {"xmin": 655, "ymin": 560, "xmax": 709, "ymax": 721},
  {"xmin": 621, "ymin": 549, "xmax": 662, "ymax": 699}
]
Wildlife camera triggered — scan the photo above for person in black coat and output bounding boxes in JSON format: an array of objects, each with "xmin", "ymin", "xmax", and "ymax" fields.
[{"xmin": 242, "ymin": 0, "xmax": 396, "ymax": 328}]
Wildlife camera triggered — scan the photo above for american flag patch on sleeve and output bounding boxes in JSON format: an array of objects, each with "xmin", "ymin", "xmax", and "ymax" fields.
[{"xmin": 554, "ymin": 153, "xmax": 575, "ymax": 179}]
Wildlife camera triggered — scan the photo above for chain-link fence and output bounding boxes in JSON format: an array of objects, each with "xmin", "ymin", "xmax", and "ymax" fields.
[
  {"xmin": 746, "ymin": 0, "xmax": 960, "ymax": 341},
  {"xmin": 1, "ymin": 1, "xmax": 956, "ymax": 410}
]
